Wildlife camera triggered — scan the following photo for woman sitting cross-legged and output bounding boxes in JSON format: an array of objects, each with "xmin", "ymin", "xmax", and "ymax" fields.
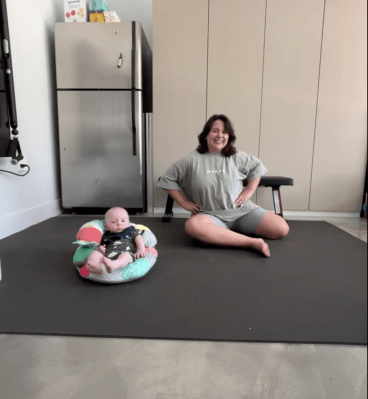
[{"xmin": 158, "ymin": 114, "xmax": 290, "ymax": 258}]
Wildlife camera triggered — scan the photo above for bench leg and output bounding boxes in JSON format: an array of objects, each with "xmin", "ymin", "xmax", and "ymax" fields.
[
  {"xmin": 162, "ymin": 194, "xmax": 174, "ymax": 223},
  {"xmin": 272, "ymin": 187, "xmax": 284, "ymax": 218}
]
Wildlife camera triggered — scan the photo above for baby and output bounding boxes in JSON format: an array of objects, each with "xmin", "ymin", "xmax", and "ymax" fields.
[{"xmin": 85, "ymin": 207, "xmax": 146, "ymax": 274}]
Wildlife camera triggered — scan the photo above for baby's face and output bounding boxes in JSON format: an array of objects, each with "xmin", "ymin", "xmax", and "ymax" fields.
[{"xmin": 105, "ymin": 209, "xmax": 130, "ymax": 232}]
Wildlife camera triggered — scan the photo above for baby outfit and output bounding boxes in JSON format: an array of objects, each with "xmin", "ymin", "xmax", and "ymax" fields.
[{"xmin": 100, "ymin": 225, "xmax": 143, "ymax": 260}]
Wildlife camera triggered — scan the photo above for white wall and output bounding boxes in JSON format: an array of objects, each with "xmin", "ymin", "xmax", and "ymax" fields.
[
  {"xmin": 0, "ymin": 0, "xmax": 152, "ymax": 240},
  {"xmin": 0, "ymin": 0, "xmax": 64, "ymax": 240},
  {"xmin": 107, "ymin": 0, "xmax": 153, "ymax": 49}
]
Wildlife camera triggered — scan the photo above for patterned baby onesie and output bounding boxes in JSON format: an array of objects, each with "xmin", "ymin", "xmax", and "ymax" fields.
[{"xmin": 100, "ymin": 225, "xmax": 143, "ymax": 260}]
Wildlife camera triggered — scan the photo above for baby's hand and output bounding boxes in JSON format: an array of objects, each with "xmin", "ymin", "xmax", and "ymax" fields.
[
  {"xmin": 134, "ymin": 249, "xmax": 146, "ymax": 259},
  {"xmin": 99, "ymin": 245, "xmax": 106, "ymax": 254}
]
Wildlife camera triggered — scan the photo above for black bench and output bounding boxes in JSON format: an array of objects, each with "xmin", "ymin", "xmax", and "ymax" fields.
[{"xmin": 160, "ymin": 176, "xmax": 294, "ymax": 223}]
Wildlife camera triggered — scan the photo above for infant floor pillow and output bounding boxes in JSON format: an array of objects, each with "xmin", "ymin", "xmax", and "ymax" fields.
[{"xmin": 73, "ymin": 220, "xmax": 158, "ymax": 284}]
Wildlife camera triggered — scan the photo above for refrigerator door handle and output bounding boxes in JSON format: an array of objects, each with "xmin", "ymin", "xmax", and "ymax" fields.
[
  {"xmin": 131, "ymin": 22, "xmax": 137, "ymax": 156},
  {"xmin": 132, "ymin": 90, "xmax": 137, "ymax": 156},
  {"xmin": 117, "ymin": 53, "xmax": 123, "ymax": 69}
]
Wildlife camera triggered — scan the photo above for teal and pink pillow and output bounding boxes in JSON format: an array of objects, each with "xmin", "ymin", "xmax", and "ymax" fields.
[{"xmin": 73, "ymin": 220, "xmax": 158, "ymax": 284}]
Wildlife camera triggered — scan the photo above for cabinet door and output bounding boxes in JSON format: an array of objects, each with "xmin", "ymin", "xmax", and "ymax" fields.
[
  {"xmin": 153, "ymin": 0, "xmax": 208, "ymax": 208},
  {"xmin": 310, "ymin": 0, "xmax": 367, "ymax": 211},
  {"xmin": 207, "ymin": 0, "xmax": 267, "ymax": 160},
  {"xmin": 257, "ymin": 0, "xmax": 325, "ymax": 211}
]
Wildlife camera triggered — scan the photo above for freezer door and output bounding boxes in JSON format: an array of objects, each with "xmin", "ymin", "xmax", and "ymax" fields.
[
  {"xmin": 57, "ymin": 91, "xmax": 145, "ymax": 209},
  {"xmin": 55, "ymin": 22, "xmax": 137, "ymax": 90}
]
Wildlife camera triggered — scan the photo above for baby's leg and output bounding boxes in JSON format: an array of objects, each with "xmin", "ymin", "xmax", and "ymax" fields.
[
  {"xmin": 85, "ymin": 250, "xmax": 105, "ymax": 274},
  {"xmin": 104, "ymin": 252, "xmax": 134, "ymax": 273}
]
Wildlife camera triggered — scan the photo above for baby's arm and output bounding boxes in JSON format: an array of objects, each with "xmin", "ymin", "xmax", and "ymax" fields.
[
  {"xmin": 99, "ymin": 235, "xmax": 107, "ymax": 253},
  {"xmin": 134, "ymin": 235, "xmax": 146, "ymax": 259}
]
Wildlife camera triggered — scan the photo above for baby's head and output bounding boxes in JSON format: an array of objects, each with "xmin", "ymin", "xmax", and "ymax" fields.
[{"xmin": 105, "ymin": 207, "xmax": 130, "ymax": 233}]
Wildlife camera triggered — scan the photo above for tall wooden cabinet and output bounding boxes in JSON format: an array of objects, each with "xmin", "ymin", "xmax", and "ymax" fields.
[
  {"xmin": 152, "ymin": 0, "xmax": 208, "ymax": 207},
  {"xmin": 153, "ymin": 0, "xmax": 367, "ymax": 212},
  {"xmin": 310, "ymin": 0, "xmax": 367, "ymax": 211},
  {"xmin": 207, "ymin": 0, "xmax": 266, "ymax": 160},
  {"xmin": 256, "ymin": 0, "xmax": 325, "ymax": 211}
]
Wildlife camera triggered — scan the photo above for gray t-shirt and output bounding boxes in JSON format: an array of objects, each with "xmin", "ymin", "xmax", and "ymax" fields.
[{"xmin": 158, "ymin": 150, "xmax": 268, "ymax": 222}]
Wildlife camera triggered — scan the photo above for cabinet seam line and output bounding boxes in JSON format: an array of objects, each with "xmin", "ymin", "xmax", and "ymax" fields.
[
  {"xmin": 206, "ymin": 0, "xmax": 210, "ymax": 122},
  {"xmin": 309, "ymin": 0, "xmax": 327, "ymax": 211},
  {"xmin": 257, "ymin": 0, "xmax": 268, "ymax": 205}
]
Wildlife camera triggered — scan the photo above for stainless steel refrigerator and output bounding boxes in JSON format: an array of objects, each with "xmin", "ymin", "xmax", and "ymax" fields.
[{"xmin": 55, "ymin": 21, "xmax": 152, "ymax": 213}]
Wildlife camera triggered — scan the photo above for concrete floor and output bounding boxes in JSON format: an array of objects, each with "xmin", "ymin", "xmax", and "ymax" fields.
[{"xmin": 0, "ymin": 215, "xmax": 367, "ymax": 399}]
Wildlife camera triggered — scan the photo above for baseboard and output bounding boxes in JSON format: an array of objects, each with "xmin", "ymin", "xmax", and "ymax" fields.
[
  {"xmin": 153, "ymin": 208, "xmax": 361, "ymax": 219},
  {"xmin": 154, "ymin": 207, "xmax": 191, "ymax": 216},
  {"xmin": 283, "ymin": 211, "xmax": 361, "ymax": 218},
  {"xmin": 0, "ymin": 199, "xmax": 63, "ymax": 240}
]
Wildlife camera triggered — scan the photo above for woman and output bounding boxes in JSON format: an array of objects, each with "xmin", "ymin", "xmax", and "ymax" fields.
[{"xmin": 158, "ymin": 115, "xmax": 289, "ymax": 257}]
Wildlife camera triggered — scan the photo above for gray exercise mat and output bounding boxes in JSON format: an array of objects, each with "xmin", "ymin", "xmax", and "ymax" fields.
[{"xmin": 0, "ymin": 216, "xmax": 366, "ymax": 345}]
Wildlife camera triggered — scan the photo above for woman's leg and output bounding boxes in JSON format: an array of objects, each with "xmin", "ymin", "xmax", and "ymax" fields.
[
  {"xmin": 231, "ymin": 208, "xmax": 289, "ymax": 240},
  {"xmin": 184, "ymin": 215, "xmax": 270, "ymax": 257},
  {"xmin": 254, "ymin": 212, "xmax": 290, "ymax": 239}
]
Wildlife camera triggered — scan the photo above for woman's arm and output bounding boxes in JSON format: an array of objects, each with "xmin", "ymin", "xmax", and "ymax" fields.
[
  {"xmin": 235, "ymin": 178, "xmax": 261, "ymax": 206},
  {"xmin": 168, "ymin": 190, "xmax": 201, "ymax": 215}
]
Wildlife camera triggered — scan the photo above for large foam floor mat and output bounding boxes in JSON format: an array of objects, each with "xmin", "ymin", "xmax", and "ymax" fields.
[{"xmin": 0, "ymin": 216, "xmax": 366, "ymax": 345}]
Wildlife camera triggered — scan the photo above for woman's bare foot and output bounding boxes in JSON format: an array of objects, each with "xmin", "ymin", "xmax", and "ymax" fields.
[{"xmin": 252, "ymin": 238, "xmax": 271, "ymax": 257}]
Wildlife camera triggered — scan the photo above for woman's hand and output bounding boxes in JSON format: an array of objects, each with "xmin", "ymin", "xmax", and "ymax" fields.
[
  {"xmin": 235, "ymin": 192, "xmax": 250, "ymax": 207},
  {"xmin": 182, "ymin": 200, "xmax": 201, "ymax": 215},
  {"xmin": 235, "ymin": 179, "xmax": 260, "ymax": 206}
]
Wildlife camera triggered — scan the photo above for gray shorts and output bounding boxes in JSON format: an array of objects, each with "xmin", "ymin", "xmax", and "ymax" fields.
[{"xmin": 203, "ymin": 207, "xmax": 268, "ymax": 235}]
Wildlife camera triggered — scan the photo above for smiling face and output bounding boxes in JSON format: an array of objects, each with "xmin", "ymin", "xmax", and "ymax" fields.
[
  {"xmin": 205, "ymin": 119, "xmax": 229, "ymax": 153},
  {"xmin": 105, "ymin": 208, "xmax": 130, "ymax": 233}
]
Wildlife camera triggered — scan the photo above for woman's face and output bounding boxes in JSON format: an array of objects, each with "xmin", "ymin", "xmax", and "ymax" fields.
[{"xmin": 205, "ymin": 119, "xmax": 229, "ymax": 153}]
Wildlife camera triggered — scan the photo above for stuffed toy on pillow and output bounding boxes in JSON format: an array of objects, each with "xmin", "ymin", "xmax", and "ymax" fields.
[{"xmin": 73, "ymin": 219, "xmax": 158, "ymax": 284}]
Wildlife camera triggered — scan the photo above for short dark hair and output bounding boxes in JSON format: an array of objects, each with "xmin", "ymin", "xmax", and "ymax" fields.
[{"xmin": 196, "ymin": 114, "xmax": 237, "ymax": 157}]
